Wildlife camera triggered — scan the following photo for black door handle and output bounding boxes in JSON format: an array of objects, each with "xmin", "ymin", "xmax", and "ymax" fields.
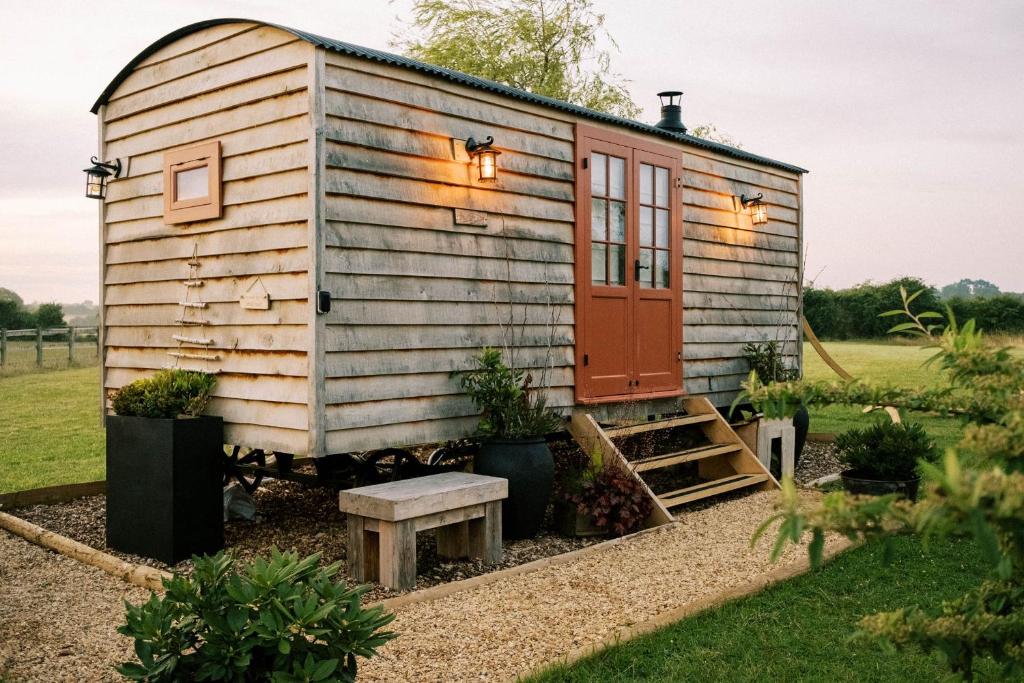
[{"xmin": 634, "ymin": 259, "xmax": 650, "ymax": 281}]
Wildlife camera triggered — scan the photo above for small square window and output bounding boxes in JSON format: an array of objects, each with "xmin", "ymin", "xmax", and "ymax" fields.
[{"xmin": 163, "ymin": 141, "xmax": 222, "ymax": 224}]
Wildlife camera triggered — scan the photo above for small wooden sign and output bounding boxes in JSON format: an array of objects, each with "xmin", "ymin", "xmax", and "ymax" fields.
[
  {"xmin": 454, "ymin": 208, "xmax": 488, "ymax": 227},
  {"xmin": 239, "ymin": 277, "xmax": 271, "ymax": 310}
]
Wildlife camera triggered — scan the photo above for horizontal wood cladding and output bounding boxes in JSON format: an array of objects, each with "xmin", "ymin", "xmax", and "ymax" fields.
[
  {"xmin": 681, "ymin": 147, "xmax": 801, "ymax": 403},
  {"xmin": 320, "ymin": 53, "xmax": 576, "ymax": 449},
  {"xmin": 101, "ymin": 24, "xmax": 315, "ymax": 454}
]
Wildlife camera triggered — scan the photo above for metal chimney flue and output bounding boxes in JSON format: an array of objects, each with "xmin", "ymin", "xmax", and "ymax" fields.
[{"xmin": 655, "ymin": 91, "xmax": 686, "ymax": 133}]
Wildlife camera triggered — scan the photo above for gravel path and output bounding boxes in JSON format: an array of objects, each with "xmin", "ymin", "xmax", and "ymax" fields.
[
  {"xmin": 359, "ymin": 489, "xmax": 838, "ymax": 682},
  {"xmin": 0, "ymin": 529, "xmax": 148, "ymax": 682},
  {"xmin": 796, "ymin": 441, "xmax": 843, "ymax": 484}
]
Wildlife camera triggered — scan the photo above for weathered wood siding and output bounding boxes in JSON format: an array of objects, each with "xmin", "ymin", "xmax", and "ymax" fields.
[
  {"xmin": 99, "ymin": 24, "xmax": 315, "ymax": 454},
  {"xmin": 680, "ymin": 150, "xmax": 802, "ymax": 406},
  {"xmin": 320, "ymin": 53, "xmax": 577, "ymax": 453}
]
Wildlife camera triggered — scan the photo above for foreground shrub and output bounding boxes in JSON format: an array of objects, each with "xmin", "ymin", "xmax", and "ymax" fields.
[
  {"xmin": 111, "ymin": 368, "xmax": 216, "ymax": 418},
  {"xmin": 117, "ymin": 549, "xmax": 396, "ymax": 682},
  {"xmin": 835, "ymin": 420, "xmax": 937, "ymax": 480},
  {"xmin": 746, "ymin": 288, "xmax": 1024, "ymax": 679}
]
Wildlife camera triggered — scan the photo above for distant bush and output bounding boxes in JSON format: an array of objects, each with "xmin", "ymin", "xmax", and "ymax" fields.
[
  {"xmin": 804, "ymin": 278, "xmax": 1024, "ymax": 338},
  {"xmin": 835, "ymin": 420, "xmax": 938, "ymax": 480},
  {"xmin": 111, "ymin": 369, "xmax": 217, "ymax": 419}
]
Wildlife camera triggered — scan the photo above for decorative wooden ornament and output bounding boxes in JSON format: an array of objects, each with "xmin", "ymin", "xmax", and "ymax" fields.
[{"xmin": 239, "ymin": 277, "xmax": 271, "ymax": 310}]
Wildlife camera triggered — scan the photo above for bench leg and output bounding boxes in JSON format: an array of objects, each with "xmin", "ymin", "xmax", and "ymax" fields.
[
  {"xmin": 468, "ymin": 500, "xmax": 502, "ymax": 564},
  {"xmin": 378, "ymin": 519, "xmax": 417, "ymax": 591},
  {"xmin": 436, "ymin": 521, "xmax": 469, "ymax": 559},
  {"xmin": 346, "ymin": 515, "xmax": 379, "ymax": 583}
]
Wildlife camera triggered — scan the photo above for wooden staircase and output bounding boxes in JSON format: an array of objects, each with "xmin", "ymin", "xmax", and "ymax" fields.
[{"xmin": 569, "ymin": 397, "xmax": 779, "ymax": 527}]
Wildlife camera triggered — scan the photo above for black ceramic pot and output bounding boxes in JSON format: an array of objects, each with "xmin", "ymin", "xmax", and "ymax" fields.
[
  {"xmin": 106, "ymin": 415, "xmax": 224, "ymax": 564},
  {"xmin": 840, "ymin": 469, "xmax": 920, "ymax": 501},
  {"xmin": 474, "ymin": 438, "xmax": 554, "ymax": 540}
]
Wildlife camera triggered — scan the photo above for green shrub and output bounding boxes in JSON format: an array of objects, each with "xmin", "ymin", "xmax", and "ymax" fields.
[
  {"xmin": 835, "ymin": 420, "xmax": 938, "ymax": 480},
  {"xmin": 742, "ymin": 340, "xmax": 798, "ymax": 383},
  {"xmin": 458, "ymin": 347, "xmax": 562, "ymax": 439},
  {"xmin": 111, "ymin": 369, "xmax": 217, "ymax": 419},
  {"xmin": 117, "ymin": 549, "xmax": 396, "ymax": 682}
]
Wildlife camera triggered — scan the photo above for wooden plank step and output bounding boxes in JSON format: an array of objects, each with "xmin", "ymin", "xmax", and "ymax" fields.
[
  {"xmin": 659, "ymin": 473, "xmax": 770, "ymax": 508},
  {"xmin": 632, "ymin": 443, "xmax": 743, "ymax": 473},
  {"xmin": 604, "ymin": 413, "xmax": 717, "ymax": 439}
]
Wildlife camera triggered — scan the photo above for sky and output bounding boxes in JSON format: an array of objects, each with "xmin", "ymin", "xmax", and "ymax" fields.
[{"xmin": 0, "ymin": 0, "xmax": 1022, "ymax": 303}]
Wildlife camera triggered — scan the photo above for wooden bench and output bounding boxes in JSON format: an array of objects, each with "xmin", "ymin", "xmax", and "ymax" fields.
[{"xmin": 339, "ymin": 472, "xmax": 508, "ymax": 591}]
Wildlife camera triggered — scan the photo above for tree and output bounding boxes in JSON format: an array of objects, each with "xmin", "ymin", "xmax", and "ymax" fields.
[
  {"xmin": 34, "ymin": 302, "xmax": 65, "ymax": 328},
  {"xmin": 394, "ymin": 0, "xmax": 641, "ymax": 118},
  {"xmin": 688, "ymin": 123, "xmax": 742, "ymax": 148},
  {"xmin": 940, "ymin": 278, "xmax": 1002, "ymax": 300},
  {"xmin": 744, "ymin": 288, "xmax": 1024, "ymax": 678},
  {"xmin": 0, "ymin": 287, "xmax": 23, "ymax": 305}
]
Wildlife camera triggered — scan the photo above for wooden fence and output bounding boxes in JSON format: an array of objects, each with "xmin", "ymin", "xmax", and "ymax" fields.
[{"xmin": 0, "ymin": 327, "xmax": 99, "ymax": 370}]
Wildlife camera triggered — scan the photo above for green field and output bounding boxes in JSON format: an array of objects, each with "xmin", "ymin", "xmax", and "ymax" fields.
[{"xmin": 0, "ymin": 366, "xmax": 105, "ymax": 493}]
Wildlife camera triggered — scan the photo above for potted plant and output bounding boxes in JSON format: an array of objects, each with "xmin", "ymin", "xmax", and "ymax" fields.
[
  {"xmin": 743, "ymin": 340, "xmax": 809, "ymax": 467},
  {"xmin": 460, "ymin": 348, "xmax": 562, "ymax": 539},
  {"xmin": 106, "ymin": 368, "xmax": 222, "ymax": 564},
  {"xmin": 836, "ymin": 420, "xmax": 937, "ymax": 500},
  {"xmin": 553, "ymin": 444, "xmax": 607, "ymax": 538},
  {"xmin": 555, "ymin": 446, "xmax": 652, "ymax": 538}
]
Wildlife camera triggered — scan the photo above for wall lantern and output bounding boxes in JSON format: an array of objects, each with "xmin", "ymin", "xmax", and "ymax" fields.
[
  {"xmin": 741, "ymin": 193, "xmax": 768, "ymax": 225},
  {"xmin": 465, "ymin": 136, "xmax": 501, "ymax": 182},
  {"xmin": 83, "ymin": 157, "xmax": 122, "ymax": 200}
]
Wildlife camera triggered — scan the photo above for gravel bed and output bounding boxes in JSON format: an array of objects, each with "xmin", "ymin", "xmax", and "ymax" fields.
[
  {"xmin": 0, "ymin": 528, "xmax": 148, "ymax": 682},
  {"xmin": 359, "ymin": 489, "xmax": 841, "ymax": 682},
  {"xmin": 795, "ymin": 440, "xmax": 843, "ymax": 484},
  {"xmin": 13, "ymin": 479, "xmax": 603, "ymax": 603}
]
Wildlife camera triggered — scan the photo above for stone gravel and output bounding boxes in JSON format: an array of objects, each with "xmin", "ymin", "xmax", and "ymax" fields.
[
  {"xmin": 0, "ymin": 528, "xmax": 148, "ymax": 682},
  {"xmin": 795, "ymin": 440, "xmax": 843, "ymax": 484}
]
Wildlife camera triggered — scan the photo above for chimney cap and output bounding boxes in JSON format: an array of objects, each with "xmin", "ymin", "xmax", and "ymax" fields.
[
  {"xmin": 657, "ymin": 90, "xmax": 683, "ymax": 98},
  {"xmin": 655, "ymin": 91, "xmax": 686, "ymax": 133}
]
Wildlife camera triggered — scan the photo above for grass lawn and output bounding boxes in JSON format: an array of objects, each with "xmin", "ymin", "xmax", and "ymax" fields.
[
  {"xmin": 802, "ymin": 340, "xmax": 968, "ymax": 449},
  {"xmin": 530, "ymin": 535, "xmax": 996, "ymax": 682},
  {"xmin": 0, "ymin": 366, "xmax": 105, "ymax": 493}
]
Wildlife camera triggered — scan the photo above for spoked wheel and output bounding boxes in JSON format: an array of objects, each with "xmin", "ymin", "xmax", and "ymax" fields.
[
  {"xmin": 427, "ymin": 439, "xmax": 478, "ymax": 471},
  {"xmin": 223, "ymin": 445, "xmax": 266, "ymax": 494},
  {"xmin": 359, "ymin": 448, "xmax": 422, "ymax": 484}
]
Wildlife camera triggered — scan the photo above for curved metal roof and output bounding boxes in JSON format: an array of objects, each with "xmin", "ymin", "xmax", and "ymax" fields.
[{"xmin": 92, "ymin": 18, "xmax": 808, "ymax": 174}]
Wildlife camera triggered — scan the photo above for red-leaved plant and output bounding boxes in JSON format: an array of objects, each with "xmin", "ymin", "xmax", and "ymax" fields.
[{"xmin": 570, "ymin": 465, "xmax": 652, "ymax": 536}]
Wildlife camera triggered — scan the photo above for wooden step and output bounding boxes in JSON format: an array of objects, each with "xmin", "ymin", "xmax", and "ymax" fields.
[
  {"xmin": 604, "ymin": 413, "xmax": 717, "ymax": 439},
  {"xmin": 632, "ymin": 443, "xmax": 743, "ymax": 473},
  {"xmin": 658, "ymin": 473, "xmax": 770, "ymax": 508}
]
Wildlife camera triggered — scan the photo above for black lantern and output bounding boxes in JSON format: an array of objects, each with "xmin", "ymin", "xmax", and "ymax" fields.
[
  {"xmin": 741, "ymin": 193, "xmax": 768, "ymax": 225},
  {"xmin": 83, "ymin": 157, "xmax": 122, "ymax": 199},
  {"xmin": 465, "ymin": 136, "xmax": 500, "ymax": 182}
]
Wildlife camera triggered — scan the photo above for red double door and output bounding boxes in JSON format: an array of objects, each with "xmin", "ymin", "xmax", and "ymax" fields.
[{"xmin": 575, "ymin": 126, "xmax": 683, "ymax": 402}]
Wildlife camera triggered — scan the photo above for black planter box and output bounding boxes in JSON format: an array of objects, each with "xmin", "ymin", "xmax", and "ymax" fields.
[{"xmin": 106, "ymin": 415, "xmax": 224, "ymax": 564}]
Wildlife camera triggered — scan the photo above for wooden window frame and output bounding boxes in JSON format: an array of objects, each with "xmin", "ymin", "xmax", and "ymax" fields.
[
  {"xmin": 574, "ymin": 124, "xmax": 684, "ymax": 404},
  {"xmin": 163, "ymin": 141, "xmax": 222, "ymax": 225}
]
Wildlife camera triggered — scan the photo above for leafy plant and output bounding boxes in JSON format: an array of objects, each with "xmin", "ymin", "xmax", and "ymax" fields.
[
  {"xmin": 567, "ymin": 451, "xmax": 652, "ymax": 536},
  {"xmin": 111, "ymin": 369, "xmax": 217, "ymax": 419},
  {"xmin": 459, "ymin": 347, "xmax": 563, "ymax": 439},
  {"xmin": 742, "ymin": 340, "xmax": 798, "ymax": 384},
  {"xmin": 117, "ymin": 549, "xmax": 396, "ymax": 682},
  {"xmin": 834, "ymin": 420, "xmax": 937, "ymax": 480},
  {"xmin": 746, "ymin": 286, "xmax": 1024, "ymax": 679}
]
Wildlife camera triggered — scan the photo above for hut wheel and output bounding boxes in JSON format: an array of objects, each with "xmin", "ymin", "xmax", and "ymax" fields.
[
  {"xmin": 223, "ymin": 445, "xmax": 266, "ymax": 494},
  {"xmin": 360, "ymin": 448, "xmax": 421, "ymax": 483}
]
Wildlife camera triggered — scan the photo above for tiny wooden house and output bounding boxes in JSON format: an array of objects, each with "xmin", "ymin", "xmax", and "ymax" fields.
[{"xmin": 92, "ymin": 19, "xmax": 806, "ymax": 458}]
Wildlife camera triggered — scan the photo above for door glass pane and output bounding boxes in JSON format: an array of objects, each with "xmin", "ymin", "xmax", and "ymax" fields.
[
  {"xmin": 591, "ymin": 153, "xmax": 607, "ymax": 196},
  {"xmin": 609, "ymin": 245, "xmax": 626, "ymax": 285},
  {"xmin": 591, "ymin": 199, "xmax": 607, "ymax": 241},
  {"xmin": 638, "ymin": 248, "xmax": 654, "ymax": 288},
  {"xmin": 175, "ymin": 165, "xmax": 209, "ymax": 201},
  {"xmin": 639, "ymin": 206, "xmax": 653, "ymax": 246},
  {"xmin": 656, "ymin": 250, "xmax": 670, "ymax": 288},
  {"xmin": 639, "ymin": 163, "xmax": 653, "ymax": 205},
  {"xmin": 609, "ymin": 156, "xmax": 626, "ymax": 199},
  {"xmin": 591, "ymin": 244, "xmax": 607, "ymax": 284},
  {"xmin": 656, "ymin": 209, "xmax": 669, "ymax": 247},
  {"xmin": 655, "ymin": 167, "xmax": 669, "ymax": 206},
  {"xmin": 609, "ymin": 201, "xmax": 626, "ymax": 242}
]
